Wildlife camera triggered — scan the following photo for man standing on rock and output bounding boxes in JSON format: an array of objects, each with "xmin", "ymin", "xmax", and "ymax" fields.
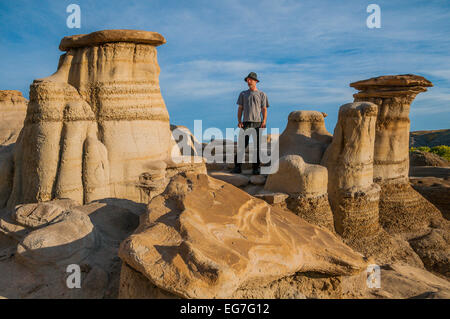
[{"xmin": 233, "ymin": 72, "xmax": 269, "ymax": 175}]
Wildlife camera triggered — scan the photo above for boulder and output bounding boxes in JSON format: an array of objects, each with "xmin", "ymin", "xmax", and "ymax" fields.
[
  {"xmin": 119, "ymin": 173, "xmax": 367, "ymax": 299},
  {"xmin": 0, "ymin": 198, "xmax": 140, "ymax": 298},
  {"xmin": 265, "ymin": 155, "xmax": 334, "ymax": 231}
]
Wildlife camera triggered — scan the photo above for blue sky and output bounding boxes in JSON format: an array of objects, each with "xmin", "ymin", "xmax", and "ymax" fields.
[{"xmin": 0, "ymin": 0, "xmax": 449, "ymax": 135}]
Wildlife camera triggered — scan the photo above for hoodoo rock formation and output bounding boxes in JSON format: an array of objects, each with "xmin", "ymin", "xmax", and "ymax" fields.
[
  {"xmin": 278, "ymin": 111, "xmax": 332, "ymax": 164},
  {"xmin": 350, "ymin": 75, "xmax": 442, "ymax": 234},
  {"xmin": 118, "ymin": 172, "xmax": 367, "ymax": 299},
  {"xmin": 0, "ymin": 90, "xmax": 27, "ymax": 146},
  {"xmin": 322, "ymin": 102, "xmax": 380, "ymax": 239},
  {"xmin": 264, "ymin": 155, "xmax": 335, "ymax": 231},
  {"xmin": 1, "ymin": 27, "xmax": 449, "ymax": 299},
  {"xmin": 3, "ymin": 30, "xmax": 172, "ymax": 209}
]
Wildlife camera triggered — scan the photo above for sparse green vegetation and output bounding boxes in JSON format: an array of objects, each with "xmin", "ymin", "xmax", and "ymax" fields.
[{"xmin": 410, "ymin": 145, "xmax": 450, "ymax": 162}]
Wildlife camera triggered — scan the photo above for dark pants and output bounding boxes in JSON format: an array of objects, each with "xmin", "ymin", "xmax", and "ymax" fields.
[{"xmin": 234, "ymin": 121, "xmax": 261, "ymax": 170}]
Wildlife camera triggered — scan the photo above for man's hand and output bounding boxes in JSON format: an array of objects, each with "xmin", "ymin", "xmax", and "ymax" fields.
[
  {"xmin": 261, "ymin": 107, "xmax": 267, "ymax": 128},
  {"xmin": 238, "ymin": 121, "xmax": 243, "ymax": 128}
]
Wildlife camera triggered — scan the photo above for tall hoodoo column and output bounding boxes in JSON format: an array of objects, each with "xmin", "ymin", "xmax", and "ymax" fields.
[
  {"xmin": 322, "ymin": 102, "xmax": 380, "ymax": 239},
  {"xmin": 350, "ymin": 74, "xmax": 432, "ymax": 183},
  {"xmin": 350, "ymin": 75, "xmax": 441, "ymax": 233},
  {"xmin": 6, "ymin": 30, "xmax": 171, "ymax": 208}
]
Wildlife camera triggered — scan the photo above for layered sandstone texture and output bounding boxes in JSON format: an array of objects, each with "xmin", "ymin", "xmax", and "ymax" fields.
[
  {"xmin": 264, "ymin": 155, "xmax": 334, "ymax": 231},
  {"xmin": 350, "ymin": 75, "xmax": 442, "ymax": 234},
  {"xmin": 0, "ymin": 198, "xmax": 141, "ymax": 298},
  {"xmin": 119, "ymin": 173, "xmax": 367, "ymax": 299},
  {"xmin": 4, "ymin": 30, "xmax": 171, "ymax": 209},
  {"xmin": 322, "ymin": 102, "xmax": 380, "ymax": 239},
  {"xmin": 277, "ymin": 111, "xmax": 332, "ymax": 164},
  {"xmin": 350, "ymin": 74, "xmax": 433, "ymax": 184},
  {"xmin": 0, "ymin": 90, "xmax": 27, "ymax": 146}
]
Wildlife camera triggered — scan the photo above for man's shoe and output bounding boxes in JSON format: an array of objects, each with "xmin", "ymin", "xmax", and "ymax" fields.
[{"xmin": 232, "ymin": 166, "xmax": 242, "ymax": 174}]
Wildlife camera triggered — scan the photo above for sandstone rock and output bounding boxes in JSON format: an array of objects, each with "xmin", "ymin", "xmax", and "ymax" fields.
[
  {"xmin": 0, "ymin": 198, "xmax": 140, "ymax": 298},
  {"xmin": 119, "ymin": 173, "xmax": 367, "ymax": 299},
  {"xmin": 409, "ymin": 229, "xmax": 450, "ymax": 278},
  {"xmin": 266, "ymin": 155, "xmax": 327, "ymax": 196},
  {"xmin": 277, "ymin": 111, "xmax": 332, "ymax": 164},
  {"xmin": 59, "ymin": 29, "xmax": 166, "ymax": 51},
  {"xmin": 208, "ymin": 171, "xmax": 250, "ymax": 187},
  {"xmin": 410, "ymin": 177, "xmax": 450, "ymax": 220},
  {"xmin": 364, "ymin": 263, "xmax": 450, "ymax": 299},
  {"xmin": 254, "ymin": 191, "xmax": 289, "ymax": 204},
  {"xmin": 350, "ymin": 74, "xmax": 432, "ymax": 183},
  {"xmin": 119, "ymin": 260, "xmax": 368, "ymax": 299},
  {"xmin": 410, "ymin": 150, "xmax": 449, "ymax": 167},
  {"xmin": 12, "ymin": 198, "xmax": 79, "ymax": 228},
  {"xmin": 265, "ymin": 155, "xmax": 334, "ymax": 230},
  {"xmin": 165, "ymin": 158, "xmax": 207, "ymax": 178},
  {"xmin": 254, "ymin": 191, "xmax": 288, "ymax": 204},
  {"xmin": 249, "ymin": 174, "xmax": 266, "ymax": 185},
  {"xmin": 350, "ymin": 74, "xmax": 442, "ymax": 234},
  {"xmin": 16, "ymin": 207, "xmax": 95, "ymax": 266},
  {"xmin": 137, "ymin": 160, "xmax": 168, "ymax": 201},
  {"xmin": 322, "ymin": 102, "xmax": 380, "ymax": 238},
  {"xmin": 6, "ymin": 30, "xmax": 171, "ymax": 208},
  {"xmin": 0, "ymin": 90, "xmax": 27, "ymax": 146}
]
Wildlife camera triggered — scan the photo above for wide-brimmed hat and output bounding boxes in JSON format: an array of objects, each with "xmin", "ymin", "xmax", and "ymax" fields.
[{"xmin": 244, "ymin": 72, "xmax": 259, "ymax": 82}]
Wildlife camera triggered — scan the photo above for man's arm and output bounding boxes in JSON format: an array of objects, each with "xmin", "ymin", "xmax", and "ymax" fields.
[
  {"xmin": 237, "ymin": 105, "xmax": 243, "ymax": 128},
  {"xmin": 261, "ymin": 107, "xmax": 267, "ymax": 128}
]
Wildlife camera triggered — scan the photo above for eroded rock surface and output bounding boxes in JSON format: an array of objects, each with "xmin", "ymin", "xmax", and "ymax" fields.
[
  {"xmin": 119, "ymin": 172, "xmax": 367, "ymax": 299},
  {"xmin": 5, "ymin": 30, "xmax": 171, "ymax": 209},
  {"xmin": 277, "ymin": 111, "xmax": 332, "ymax": 164},
  {"xmin": 0, "ymin": 198, "xmax": 141, "ymax": 298},
  {"xmin": 322, "ymin": 102, "xmax": 380, "ymax": 239},
  {"xmin": 265, "ymin": 155, "xmax": 334, "ymax": 231},
  {"xmin": 350, "ymin": 75, "xmax": 442, "ymax": 234}
]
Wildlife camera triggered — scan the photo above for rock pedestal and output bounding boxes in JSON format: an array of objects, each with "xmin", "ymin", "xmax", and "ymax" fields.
[
  {"xmin": 350, "ymin": 74, "xmax": 433, "ymax": 184},
  {"xmin": 350, "ymin": 75, "xmax": 442, "ymax": 233},
  {"xmin": 322, "ymin": 102, "xmax": 380, "ymax": 239},
  {"xmin": 278, "ymin": 111, "xmax": 332, "ymax": 164},
  {"xmin": 265, "ymin": 155, "xmax": 335, "ymax": 231},
  {"xmin": 5, "ymin": 30, "xmax": 172, "ymax": 208}
]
